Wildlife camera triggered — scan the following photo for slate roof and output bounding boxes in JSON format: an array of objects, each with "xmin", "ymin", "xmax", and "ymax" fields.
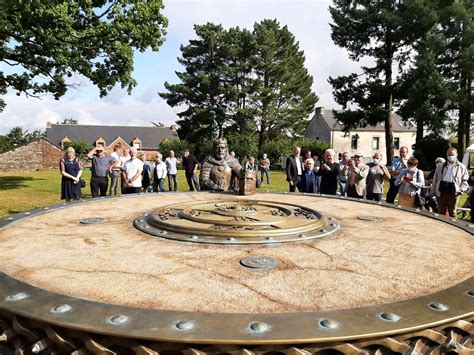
[
  {"xmin": 46, "ymin": 124, "xmax": 179, "ymax": 149},
  {"xmin": 318, "ymin": 109, "xmax": 415, "ymax": 132}
]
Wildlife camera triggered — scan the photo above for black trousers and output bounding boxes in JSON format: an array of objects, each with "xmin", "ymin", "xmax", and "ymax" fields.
[
  {"xmin": 289, "ymin": 176, "xmax": 302, "ymax": 192},
  {"xmin": 124, "ymin": 186, "xmax": 141, "ymax": 194},
  {"xmin": 366, "ymin": 192, "xmax": 382, "ymax": 201},
  {"xmin": 90, "ymin": 176, "xmax": 108, "ymax": 198},
  {"xmin": 386, "ymin": 177, "xmax": 399, "ymax": 203},
  {"xmin": 347, "ymin": 185, "xmax": 363, "ymax": 199}
]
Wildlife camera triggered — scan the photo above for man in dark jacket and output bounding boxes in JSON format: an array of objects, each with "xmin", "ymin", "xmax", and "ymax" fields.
[
  {"xmin": 300, "ymin": 158, "xmax": 319, "ymax": 193},
  {"xmin": 182, "ymin": 148, "xmax": 200, "ymax": 191},
  {"xmin": 317, "ymin": 148, "xmax": 339, "ymax": 195},
  {"xmin": 285, "ymin": 147, "xmax": 303, "ymax": 192}
]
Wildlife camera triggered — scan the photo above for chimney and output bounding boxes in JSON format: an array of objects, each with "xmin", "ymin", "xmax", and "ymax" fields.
[
  {"xmin": 46, "ymin": 121, "xmax": 52, "ymax": 128},
  {"xmin": 316, "ymin": 107, "xmax": 325, "ymax": 115},
  {"xmin": 170, "ymin": 124, "xmax": 177, "ymax": 131}
]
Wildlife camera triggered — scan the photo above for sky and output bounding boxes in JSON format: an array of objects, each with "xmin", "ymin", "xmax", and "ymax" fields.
[{"xmin": 0, "ymin": 0, "xmax": 371, "ymax": 135}]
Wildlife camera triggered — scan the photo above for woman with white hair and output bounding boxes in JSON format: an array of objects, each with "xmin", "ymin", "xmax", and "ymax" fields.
[{"xmin": 60, "ymin": 147, "xmax": 83, "ymax": 202}]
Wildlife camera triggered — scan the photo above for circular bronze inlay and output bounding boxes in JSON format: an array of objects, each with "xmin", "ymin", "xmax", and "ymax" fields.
[
  {"xmin": 240, "ymin": 256, "xmax": 278, "ymax": 270},
  {"xmin": 134, "ymin": 200, "xmax": 340, "ymax": 244}
]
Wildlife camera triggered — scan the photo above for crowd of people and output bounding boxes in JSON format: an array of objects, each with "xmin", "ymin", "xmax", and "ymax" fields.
[
  {"xmin": 284, "ymin": 146, "xmax": 472, "ymax": 220},
  {"xmin": 59, "ymin": 144, "xmax": 473, "ymax": 221}
]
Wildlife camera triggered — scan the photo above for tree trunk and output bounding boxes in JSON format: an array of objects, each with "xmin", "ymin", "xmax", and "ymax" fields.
[
  {"xmin": 416, "ymin": 117, "xmax": 424, "ymax": 145},
  {"xmin": 458, "ymin": 71, "xmax": 467, "ymax": 158},
  {"xmin": 384, "ymin": 35, "xmax": 394, "ymax": 163}
]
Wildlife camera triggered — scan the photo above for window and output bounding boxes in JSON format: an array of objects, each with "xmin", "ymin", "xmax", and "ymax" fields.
[
  {"xmin": 394, "ymin": 137, "xmax": 400, "ymax": 150},
  {"xmin": 372, "ymin": 137, "xmax": 380, "ymax": 150},
  {"xmin": 351, "ymin": 135, "xmax": 358, "ymax": 149}
]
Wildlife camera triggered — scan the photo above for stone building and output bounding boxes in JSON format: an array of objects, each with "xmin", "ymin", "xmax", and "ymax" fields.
[
  {"xmin": 45, "ymin": 122, "xmax": 179, "ymax": 159},
  {"xmin": 0, "ymin": 138, "xmax": 64, "ymax": 172},
  {"xmin": 305, "ymin": 107, "xmax": 416, "ymax": 162}
]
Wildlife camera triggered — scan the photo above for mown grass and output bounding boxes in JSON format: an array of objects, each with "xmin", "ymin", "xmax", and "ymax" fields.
[{"xmin": 0, "ymin": 168, "xmax": 469, "ymax": 219}]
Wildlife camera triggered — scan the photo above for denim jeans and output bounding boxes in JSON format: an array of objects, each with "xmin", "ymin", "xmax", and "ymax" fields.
[
  {"xmin": 260, "ymin": 168, "xmax": 270, "ymax": 184},
  {"xmin": 168, "ymin": 174, "xmax": 178, "ymax": 192}
]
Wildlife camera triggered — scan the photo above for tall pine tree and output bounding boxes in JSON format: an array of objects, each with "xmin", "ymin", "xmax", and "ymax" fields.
[
  {"xmin": 329, "ymin": 0, "xmax": 437, "ymax": 162},
  {"xmin": 251, "ymin": 19, "xmax": 317, "ymax": 148},
  {"xmin": 436, "ymin": 0, "xmax": 473, "ymax": 157},
  {"xmin": 160, "ymin": 20, "xmax": 317, "ymax": 152}
]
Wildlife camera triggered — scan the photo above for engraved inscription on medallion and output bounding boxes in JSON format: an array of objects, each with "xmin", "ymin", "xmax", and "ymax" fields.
[{"xmin": 134, "ymin": 200, "xmax": 340, "ymax": 244}]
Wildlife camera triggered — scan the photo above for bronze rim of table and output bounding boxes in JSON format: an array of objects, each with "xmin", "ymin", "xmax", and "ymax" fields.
[{"xmin": 0, "ymin": 192, "xmax": 472, "ymax": 347}]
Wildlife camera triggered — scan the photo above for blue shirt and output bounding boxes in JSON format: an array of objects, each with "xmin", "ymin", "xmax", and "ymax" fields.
[{"xmin": 391, "ymin": 157, "xmax": 409, "ymax": 180}]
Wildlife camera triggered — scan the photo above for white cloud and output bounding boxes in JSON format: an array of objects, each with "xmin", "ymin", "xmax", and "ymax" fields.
[{"xmin": 1, "ymin": 0, "xmax": 371, "ymax": 134}]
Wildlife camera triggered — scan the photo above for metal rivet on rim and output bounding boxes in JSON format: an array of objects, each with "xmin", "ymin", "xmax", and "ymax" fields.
[
  {"xmin": 466, "ymin": 291, "xmax": 474, "ymax": 297},
  {"xmin": 159, "ymin": 231, "xmax": 168, "ymax": 236},
  {"xmin": 24, "ymin": 212, "xmax": 30, "ymax": 215},
  {"xmin": 249, "ymin": 321, "xmax": 270, "ymax": 333},
  {"xmin": 265, "ymin": 236, "xmax": 273, "ymax": 240},
  {"xmin": 107, "ymin": 315, "xmax": 129, "ymax": 325},
  {"xmin": 379, "ymin": 312, "xmax": 401, "ymax": 322},
  {"xmin": 318, "ymin": 318, "xmax": 339, "ymax": 330},
  {"xmin": 319, "ymin": 229, "xmax": 327, "ymax": 233},
  {"xmin": 175, "ymin": 320, "xmax": 195, "ymax": 331},
  {"xmin": 7, "ymin": 217, "xmax": 13, "ymax": 220},
  {"xmin": 189, "ymin": 235, "xmax": 198, "ymax": 240},
  {"xmin": 5, "ymin": 292, "xmax": 28, "ymax": 301},
  {"xmin": 227, "ymin": 237, "xmax": 235, "ymax": 241},
  {"xmin": 43, "ymin": 207, "xmax": 49, "ymax": 210},
  {"xmin": 51, "ymin": 304, "xmax": 72, "ymax": 314},
  {"xmin": 298, "ymin": 234, "xmax": 306, "ymax": 238},
  {"xmin": 428, "ymin": 302, "xmax": 449, "ymax": 312}
]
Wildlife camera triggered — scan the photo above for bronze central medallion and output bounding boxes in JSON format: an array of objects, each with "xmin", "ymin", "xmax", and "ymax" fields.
[{"xmin": 134, "ymin": 200, "xmax": 339, "ymax": 244}]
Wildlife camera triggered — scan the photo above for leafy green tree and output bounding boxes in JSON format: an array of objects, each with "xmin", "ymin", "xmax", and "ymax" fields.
[
  {"xmin": 251, "ymin": 19, "xmax": 317, "ymax": 148},
  {"xmin": 160, "ymin": 20, "xmax": 317, "ymax": 151},
  {"xmin": 58, "ymin": 117, "xmax": 79, "ymax": 125},
  {"xmin": 63, "ymin": 140, "xmax": 93, "ymax": 162},
  {"xmin": 158, "ymin": 139, "xmax": 195, "ymax": 162},
  {"xmin": 329, "ymin": 0, "xmax": 437, "ymax": 163},
  {"xmin": 397, "ymin": 32, "xmax": 450, "ymax": 143},
  {"xmin": 0, "ymin": 126, "xmax": 45, "ymax": 152},
  {"xmin": 0, "ymin": 135, "xmax": 9, "ymax": 153},
  {"xmin": 435, "ymin": 0, "xmax": 473, "ymax": 157},
  {"xmin": 160, "ymin": 23, "xmax": 231, "ymax": 143},
  {"xmin": 1, "ymin": 0, "xmax": 168, "ymax": 112}
]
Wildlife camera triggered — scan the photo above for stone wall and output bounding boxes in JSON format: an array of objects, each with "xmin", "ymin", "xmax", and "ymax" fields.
[
  {"xmin": 0, "ymin": 139, "xmax": 64, "ymax": 172},
  {"xmin": 41, "ymin": 139, "xmax": 64, "ymax": 169}
]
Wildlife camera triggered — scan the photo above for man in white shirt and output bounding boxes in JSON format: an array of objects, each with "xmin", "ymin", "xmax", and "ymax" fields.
[
  {"xmin": 119, "ymin": 148, "xmax": 131, "ymax": 194},
  {"xmin": 122, "ymin": 148, "xmax": 143, "ymax": 194},
  {"xmin": 165, "ymin": 150, "xmax": 178, "ymax": 192},
  {"xmin": 430, "ymin": 147, "xmax": 469, "ymax": 217}
]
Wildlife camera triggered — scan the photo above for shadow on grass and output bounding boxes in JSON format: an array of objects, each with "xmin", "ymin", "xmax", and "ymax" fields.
[{"xmin": 0, "ymin": 176, "xmax": 45, "ymax": 190}]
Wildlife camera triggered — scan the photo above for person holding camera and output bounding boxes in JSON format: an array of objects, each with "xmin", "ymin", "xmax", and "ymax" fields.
[
  {"xmin": 430, "ymin": 147, "xmax": 469, "ymax": 218},
  {"xmin": 346, "ymin": 152, "xmax": 369, "ymax": 199}
]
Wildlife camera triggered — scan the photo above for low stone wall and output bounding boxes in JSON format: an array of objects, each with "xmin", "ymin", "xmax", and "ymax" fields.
[{"xmin": 0, "ymin": 139, "xmax": 64, "ymax": 172}]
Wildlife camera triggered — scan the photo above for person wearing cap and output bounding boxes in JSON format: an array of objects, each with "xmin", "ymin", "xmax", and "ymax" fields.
[
  {"xmin": 300, "ymin": 158, "xmax": 319, "ymax": 193},
  {"xmin": 87, "ymin": 145, "xmax": 119, "ymax": 198},
  {"xmin": 317, "ymin": 149, "xmax": 339, "ymax": 195},
  {"xmin": 366, "ymin": 152, "xmax": 391, "ymax": 201},
  {"xmin": 346, "ymin": 152, "xmax": 369, "ymax": 199}
]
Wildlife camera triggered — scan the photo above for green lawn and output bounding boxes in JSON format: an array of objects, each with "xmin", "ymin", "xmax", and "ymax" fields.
[{"xmin": 0, "ymin": 169, "xmax": 469, "ymax": 219}]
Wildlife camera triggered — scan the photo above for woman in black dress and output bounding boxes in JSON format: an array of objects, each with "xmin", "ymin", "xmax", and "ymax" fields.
[{"xmin": 60, "ymin": 147, "xmax": 83, "ymax": 201}]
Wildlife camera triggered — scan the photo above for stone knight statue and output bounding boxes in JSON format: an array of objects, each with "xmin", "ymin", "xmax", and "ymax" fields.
[{"xmin": 200, "ymin": 138, "xmax": 242, "ymax": 191}]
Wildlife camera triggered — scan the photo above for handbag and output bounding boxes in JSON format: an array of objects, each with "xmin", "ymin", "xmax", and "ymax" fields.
[{"xmin": 79, "ymin": 179, "xmax": 86, "ymax": 188}]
